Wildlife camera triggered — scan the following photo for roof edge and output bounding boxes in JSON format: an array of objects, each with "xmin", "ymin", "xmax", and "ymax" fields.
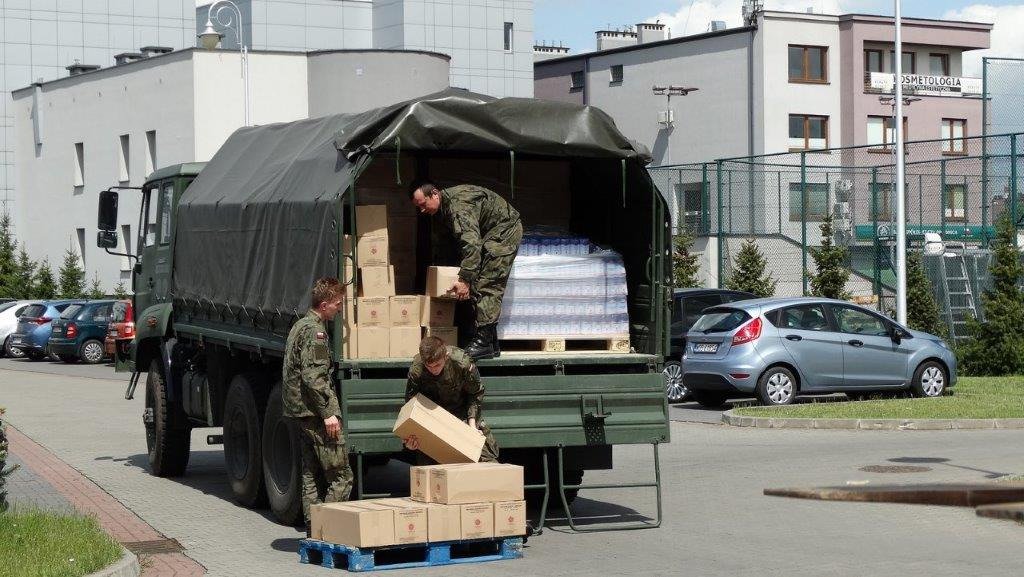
[{"xmin": 535, "ymin": 25, "xmax": 755, "ymax": 66}]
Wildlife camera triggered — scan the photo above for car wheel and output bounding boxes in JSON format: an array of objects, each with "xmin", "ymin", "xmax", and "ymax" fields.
[
  {"xmin": 693, "ymin": 390, "xmax": 729, "ymax": 408},
  {"xmin": 911, "ymin": 361, "xmax": 946, "ymax": 398},
  {"xmin": 57, "ymin": 354, "xmax": 79, "ymax": 363},
  {"xmin": 663, "ymin": 361, "xmax": 689, "ymax": 403},
  {"xmin": 756, "ymin": 366, "xmax": 797, "ymax": 406},
  {"xmin": 3, "ymin": 336, "xmax": 25, "ymax": 358},
  {"xmin": 78, "ymin": 339, "xmax": 105, "ymax": 364}
]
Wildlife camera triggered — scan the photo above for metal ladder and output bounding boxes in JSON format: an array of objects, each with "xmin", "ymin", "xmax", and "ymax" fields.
[{"xmin": 940, "ymin": 243, "xmax": 977, "ymax": 341}]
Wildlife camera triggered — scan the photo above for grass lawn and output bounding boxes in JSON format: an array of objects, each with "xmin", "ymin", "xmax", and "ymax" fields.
[
  {"xmin": 731, "ymin": 376, "xmax": 1024, "ymax": 419},
  {"xmin": 0, "ymin": 508, "xmax": 122, "ymax": 577}
]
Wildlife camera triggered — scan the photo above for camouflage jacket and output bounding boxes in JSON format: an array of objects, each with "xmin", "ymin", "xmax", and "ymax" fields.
[
  {"xmin": 405, "ymin": 346, "xmax": 484, "ymax": 422},
  {"xmin": 283, "ymin": 311, "xmax": 341, "ymax": 419},
  {"xmin": 431, "ymin": 184, "xmax": 522, "ymax": 283}
]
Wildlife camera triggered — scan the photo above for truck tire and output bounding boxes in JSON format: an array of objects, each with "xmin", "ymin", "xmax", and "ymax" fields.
[
  {"xmin": 223, "ymin": 374, "xmax": 267, "ymax": 508},
  {"xmin": 262, "ymin": 384, "xmax": 302, "ymax": 525},
  {"xmin": 145, "ymin": 360, "xmax": 191, "ymax": 477}
]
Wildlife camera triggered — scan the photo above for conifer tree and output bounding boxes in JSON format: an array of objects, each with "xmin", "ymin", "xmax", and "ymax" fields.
[
  {"xmin": 0, "ymin": 213, "xmax": 16, "ymax": 299},
  {"xmin": 906, "ymin": 251, "xmax": 948, "ymax": 338},
  {"xmin": 807, "ymin": 212, "xmax": 851, "ymax": 299},
  {"xmin": 34, "ymin": 259, "xmax": 57, "ymax": 300},
  {"xmin": 14, "ymin": 248, "xmax": 37, "ymax": 299},
  {"xmin": 113, "ymin": 280, "xmax": 129, "ymax": 300},
  {"xmin": 87, "ymin": 273, "xmax": 105, "ymax": 299},
  {"xmin": 58, "ymin": 248, "xmax": 86, "ymax": 298},
  {"xmin": 673, "ymin": 230, "xmax": 702, "ymax": 288},
  {"xmin": 725, "ymin": 239, "xmax": 777, "ymax": 297}
]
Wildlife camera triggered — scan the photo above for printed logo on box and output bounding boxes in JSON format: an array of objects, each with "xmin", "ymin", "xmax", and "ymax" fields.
[
  {"xmin": 407, "ymin": 523, "xmax": 415, "ymax": 531},
  {"xmin": 508, "ymin": 516, "xmax": 514, "ymax": 523},
  {"xmin": 474, "ymin": 518, "xmax": 481, "ymax": 527}
]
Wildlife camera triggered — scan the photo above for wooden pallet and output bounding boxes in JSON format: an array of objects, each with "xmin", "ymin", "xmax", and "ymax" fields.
[
  {"xmin": 298, "ymin": 536, "xmax": 523, "ymax": 572},
  {"xmin": 498, "ymin": 335, "xmax": 631, "ymax": 354}
]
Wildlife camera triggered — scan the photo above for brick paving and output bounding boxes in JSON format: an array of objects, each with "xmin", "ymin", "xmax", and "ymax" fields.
[{"xmin": 5, "ymin": 453, "xmax": 74, "ymax": 512}]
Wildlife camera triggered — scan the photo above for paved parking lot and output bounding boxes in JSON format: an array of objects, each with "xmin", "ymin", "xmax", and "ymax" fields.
[{"xmin": 3, "ymin": 357, "xmax": 1024, "ymax": 576}]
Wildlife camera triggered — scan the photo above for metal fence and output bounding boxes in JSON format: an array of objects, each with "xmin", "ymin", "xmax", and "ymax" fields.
[
  {"xmin": 984, "ymin": 58, "xmax": 1024, "ymax": 137},
  {"xmin": 649, "ymin": 132, "xmax": 1024, "ymax": 338}
]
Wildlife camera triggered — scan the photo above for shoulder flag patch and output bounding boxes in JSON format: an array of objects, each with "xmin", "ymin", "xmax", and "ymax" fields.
[{"xmin": 316, "ymin": 331, "xmax": 327, "ymax": 340}]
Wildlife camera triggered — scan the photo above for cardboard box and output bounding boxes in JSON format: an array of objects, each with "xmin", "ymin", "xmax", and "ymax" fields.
[
  {"xmin": 357, "ymin": 235, "xmax": 389, "ymax": 267},
  {"xmin": 357, "ymin": 296, "xmax": 390, "ymax": 327},
  {"xmin": 419, "ymin": 297, "xmax": 456, "ymax": 327},
  {"xmin": 425, "ymin": 502, "xmax": 463, "ymax": 542},
  {"xmin": 357, "ymin": 326, "xmax": 389, "ymax": 359},
  {"xmin": 430, "ymin": 463, "xmax": 525, "ymax": 505},
  {"xmin": 310, "ymin": 502, "xmax": 395, "ymax": 547},
  {"xmin": 460, "ymin": 503, "xmax": 495, "ymax": 540},
  {"xmin": 359, "ymin": 266, "xmax": 395, "ymax": 297},
  {"xmin": 356, "ymin": 204, "xmax": 388, "ymax": 238},
  {"xmin": 390, "ymin": 326, "xmax": 421, "ymax": 358},
  {"xmin": 392, "ymin": 394, "xmax": 485, "ymax": 464},
  {"xmin": 409, "ymin": 465, "xmax": 449, "ymax": 502},
  {"xmin": 342, "ymin": 323, "xmax": 357, "ymax": 359},
  {"xmin": 493, "ymin": 500, "xmax": 527, "ymax": 537},
  {"xmin": 425, "ymin": 266, "xmax": 461, "ymax": 298},
  {"xmin": 370, "ymin": 499, "xmax": 428, "ymax": 545},
  {"xmin": 390, "ymin": 296, "xmax": 421, "ymax": 327},
  {"xmin": 424, "ymin": 326, "xmax": 457, "ymax": 347}
]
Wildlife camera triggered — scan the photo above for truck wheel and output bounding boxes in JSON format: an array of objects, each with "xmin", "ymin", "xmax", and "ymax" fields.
[
  {"xmin": 145, "ymin": 360, "xmax": 191, "ymax": 477},
  {"xmin": 262, "ymin": 384, "xmax": 302, "ymax": 525},
  {"xmin": 224, "ymin": 374, "xmax": 267, "ymax": 508},
  {"xmin": 79, "ymin": 339, "xmax": 105, "ymax": 364}
]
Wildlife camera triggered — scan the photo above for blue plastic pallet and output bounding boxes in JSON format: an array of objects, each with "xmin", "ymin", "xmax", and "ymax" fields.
[{"xmin": 298, "ymin": 536, "xmax": 523, "ymax": 572}]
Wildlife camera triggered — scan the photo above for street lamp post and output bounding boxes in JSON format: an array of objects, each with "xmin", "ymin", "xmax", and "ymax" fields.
[
  {"xmin": 198, "ymin": 0, "xmax": 250, "ymax": 126},
  {"xmin": 652, "ymin": 85, "xmax": 698, "ymax": 165},
  {"xmin": 894, "ymin": 0, "xmax": 906, "ymax": 324}
]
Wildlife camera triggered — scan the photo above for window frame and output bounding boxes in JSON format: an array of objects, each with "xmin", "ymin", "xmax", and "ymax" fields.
[
  {"xmin": 788, "ymin": 45, "xmax": 829, "ymax": 84},
  {"xmin": 788, "ymin": 182, "xmax": 830, "ymax": 222},
  {"xmin": 609, "ymin": 64, "xmax": 623, "ymax": 84},
  {"xmin": 941, "ymin": 118, "xmax": 967, "ymax": 156},
  {"xmin": 864, "ymin": 49, "xmax": 885, "ymax": 74},
  {"xmin": 827, "ymin": 304, "xmax": 892, "ymax": 337},
  {"xmin": 788, "ymin": 114, "xmax": 829, "ymax": 151},
  {"xmin": 570, "ymin": 70, "xmax": 585, "ymax": 91},
  {"xmin": 944, "ymin": 183, "xmax": 967, "ymax": 222},
  {"xmin": 870, "ymin": 182, "xmax": 893, "ymax": 220},
  {"xmin": 503, "ymin": 22, "xmax": 513, "ymax": 52},
  {"xmin": 775, "ymin": 304, "xmax": 833, "ymax": 332},
  {"xmin": 140, "ymin": 183, "xmax": 159, "ymax": 249},
  {"xmin": 867, "ymin": 115, "xmax": 908, "ymax": 153},
  {"xmin": 929, "ymin": 53, "xmax": 950, "ymax": 76},
  {"xmin": 889, "ymin": 50, "xmax": 916, "ymax": 74}
]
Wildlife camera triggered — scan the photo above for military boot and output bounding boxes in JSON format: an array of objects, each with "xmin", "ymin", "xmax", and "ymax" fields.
[
  {"xmin": 491, "ymin": 323, "xmax": 501, "ymax": 357},
  {"xmin": 465, "ymin": 323, "xmax": 497, "ymax": 360}
]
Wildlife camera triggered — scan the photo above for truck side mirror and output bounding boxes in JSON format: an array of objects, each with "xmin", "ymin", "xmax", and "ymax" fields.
[
  {"xmin": 98, "ymin": 190, "xmax": 119, "ymax": 231},
  {"xmin": 97, "ymin": 230, "xmax": 118, "ymax": 249}
]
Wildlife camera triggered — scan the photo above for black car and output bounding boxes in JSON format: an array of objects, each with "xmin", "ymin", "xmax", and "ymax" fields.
[{"xmin": 665, "ymin": 288, "xmax": 756, "ymax": 403}]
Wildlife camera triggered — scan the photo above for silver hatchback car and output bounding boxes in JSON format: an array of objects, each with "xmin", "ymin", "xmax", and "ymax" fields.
[{"xmin": 682, "ymin": 297, "xmax": 957, "ymax": 407}]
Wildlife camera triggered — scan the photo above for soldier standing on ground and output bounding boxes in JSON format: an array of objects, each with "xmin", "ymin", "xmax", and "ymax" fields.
[
  {"xmin": 401, "ymin": 336, "xmax": 499, "ymax": 463},
  {"xmin": 410, "ymin": 181, "xmax": 523, "ymax": 360},
  {"xmin": 282, "ymin": 277, "xmax": 353, "ymax": 535}
]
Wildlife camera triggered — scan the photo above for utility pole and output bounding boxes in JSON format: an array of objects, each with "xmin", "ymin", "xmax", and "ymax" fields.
[{"xmin": 652, "ymin": 85, "xmax": 698, "ymax": 166}]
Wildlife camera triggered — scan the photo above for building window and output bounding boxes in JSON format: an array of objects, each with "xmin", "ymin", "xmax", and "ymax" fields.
[
  {"xmin": 73, "ymin": 142, "xmax": 85, "ymax": 188},
  {"xmin": 120, "ymin": 224, "xmax": 132, "ymax": 272},
  {"xmin": 789, "ymin": 114, "xmax": 828, "ymax": 150},
  {"xmin": 867, "ymin": 115, "xmax": 907, "ymax": 151},
  {"xmin": 941, "ymin": 118, "xmax": 966, "ymax": 155},
  {"xmin": 503, "ymin": 22, "xmax": 513, "ymax": 52},
  {"xmin": 76, "ymin": 228, "xmax": 86, "ymax": 268},
  {"xmin": 118, "ymin": 134, "xmax": 130, "ymax": 183},
  {"xmin": 945, "ymin": 184, "xmax": 966, "ymax": 221},
  {"xmin": 864, "ymin": 49, "xmax": 884, "ymax": 73},
  {"xmin": 871, "ymin": 182, "xmax": 892, "ymax": 219},
  {"xmin": 929, "ymin": 53, "xmax": 950, "ymax": 76},
  {"xmin": 788, "ymin": 45, "xmax": 828, "ymax": 83},
  {"xmin": 609, "ymin": 64, "xmax": 623, "ymax": 84},
  {"xmin": 889, "ymin": 51, "xmax": 915, "ymax": 74},
  {"xmin": 788, "ymin": 182, "xmax": 829, "ymax": 222},
  {"xmin": 145, "ymin": 130, "xmax": 157, "ymax": 176},
  {"xmin": 672, "ymin": 183, "xmax": 704, "ymax": 232},
  {"xmin": 570, "ymin": 70, "xmax": 585, "ymax": 91}
]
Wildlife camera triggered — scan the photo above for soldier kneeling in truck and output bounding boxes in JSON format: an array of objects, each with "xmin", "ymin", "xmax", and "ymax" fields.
[
  {"xmin": 283, "ymin": 277, "xmax": 354, "ymax": 535},
  {"xmin": 409, "ymin": 181, "xmax": 523, "ymax": 360},
  {"xmin": 402, "ymin": 336, "xmax": 499, "ymax": 463}
]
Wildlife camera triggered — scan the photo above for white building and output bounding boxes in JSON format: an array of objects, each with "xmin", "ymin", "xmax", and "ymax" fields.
[{"xmin": 11, "ymin": 48, "xmax": 450, "ymax": 291}]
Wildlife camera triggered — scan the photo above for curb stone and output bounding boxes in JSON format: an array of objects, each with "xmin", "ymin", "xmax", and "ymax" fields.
[
  {"xmin": 85, "ymin": 548, "xmax": 140, "ymax": 577},
  {"xmin": 722, "ymin": 410, "xmax": 1024, "ymax": 430}
]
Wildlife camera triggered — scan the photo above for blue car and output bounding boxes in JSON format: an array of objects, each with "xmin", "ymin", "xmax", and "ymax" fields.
[
  {"xmin": 49, "ymin": 300, "xmax": 116, "ymax": 364},
  {"xmin": 682, "ymin": 297, "xmax": 957, "ymax": 407},
  {"xmin": 9, "ymin": 300, "xmax": 84, "ymax": 360}
]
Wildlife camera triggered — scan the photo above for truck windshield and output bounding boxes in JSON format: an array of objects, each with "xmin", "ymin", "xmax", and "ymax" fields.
[{"xmin": 690, "ymin": 308, "xmax": 751, "ymax": 334}]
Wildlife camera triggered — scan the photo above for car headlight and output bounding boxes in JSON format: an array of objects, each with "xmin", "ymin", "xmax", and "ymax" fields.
[{"xmin": 933, "ymin": 339, "xmax": 949, "ymax": 350}]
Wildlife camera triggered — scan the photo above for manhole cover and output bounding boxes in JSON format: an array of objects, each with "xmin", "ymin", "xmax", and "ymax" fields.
[
  {"xmin": 859, "ymin": 465, "xmax": 932, "ymax": 473},
  {"xmin": 124, "ymin": 539, "xmax": 184, "ymax": 555}
]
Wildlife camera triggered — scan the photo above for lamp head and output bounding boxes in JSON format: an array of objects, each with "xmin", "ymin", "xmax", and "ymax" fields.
[{"xmin": 198, "ymin": 20, "xmax": 223, "ymax": 50}]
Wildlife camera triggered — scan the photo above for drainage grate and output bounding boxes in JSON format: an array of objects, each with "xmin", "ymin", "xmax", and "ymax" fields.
[
  {"xmin": 124, "ymin": 538, "xmax": 184, "ymax": 555},
  {"xmin": 859, "ymin": 465, "xmax": 932, "ymax": 474}
]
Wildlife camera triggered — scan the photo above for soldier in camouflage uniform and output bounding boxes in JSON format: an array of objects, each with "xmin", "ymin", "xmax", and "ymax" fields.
[
  {"xmin": 401, "ymin": 336, "xmax": 499, "ymax": 463},
  {"xmin": 283, "ymin": 277, "xmax": 353, "ymax": 534},
  {"xmin": 410, "ymin": 181, "xmax": 523, "ymax": 360}
]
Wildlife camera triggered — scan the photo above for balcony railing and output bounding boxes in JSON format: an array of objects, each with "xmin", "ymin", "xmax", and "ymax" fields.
[{"xmin": 864, "ymin": 72, "xmax": 982, "ymax": 98}]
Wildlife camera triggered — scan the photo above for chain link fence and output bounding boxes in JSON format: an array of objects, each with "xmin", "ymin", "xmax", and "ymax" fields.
[{"xmin": 984, "ymin": 58, "xmax": 1024, "ymax": 137}]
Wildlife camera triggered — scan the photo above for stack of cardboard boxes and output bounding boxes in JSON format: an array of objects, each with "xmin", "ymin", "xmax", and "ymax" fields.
[
  {"xmin": 310, "ymin": 463, "xmax": 525, "ymax": 546},
  {"xmin": 343, "ymin": 205, "xmax": 461, "ymax": 360}
]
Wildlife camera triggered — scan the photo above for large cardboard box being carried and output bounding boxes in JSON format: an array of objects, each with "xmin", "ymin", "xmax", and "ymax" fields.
[
  {"xmin": 425, "ymin": 266, "xmax": 461, "ymax": 298},
  {"xmin": 392, "ymin": 394, "xmax": 485, "ymax": 464},
  {"xmin": 430, "ymin": 463, "xmax": 525, "ymax": 505},
  {"xmin": 310, "ymin": 502, "xmax": 395, "ymax": 547}
]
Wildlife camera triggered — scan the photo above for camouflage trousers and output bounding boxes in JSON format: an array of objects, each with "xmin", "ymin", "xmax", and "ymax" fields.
[
  {"xmin": 295, "ymin": 416, "xmax": 353, "ymax": 523},
  {"xmin": 473, "ymin": 222, "xmax": 523, "ymax": 327}
]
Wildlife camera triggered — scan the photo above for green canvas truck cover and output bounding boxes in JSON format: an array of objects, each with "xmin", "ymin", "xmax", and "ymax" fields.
[{"xmin": 172, "ymin": 88, "xmax": 654, "ymax": 316}]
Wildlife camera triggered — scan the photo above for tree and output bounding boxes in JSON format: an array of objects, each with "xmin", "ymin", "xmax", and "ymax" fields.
[
  {"xmin": 958, "ymin": 215, "xmax": 1024, "ymax": 375},
  {"xmin": 725, "ymin": 239, "xmax": 777, "ymax": 297},
  {"xmin": 87, "ymin": 273, "xmax": 105, "ymax": 299},
  {"xmin": 0, "ymin": 213, "xmax": 16, "ymax": 299},
  {"xmin": 57, "ymin": 248, "xmax": 86, "ymax": 299},
  {"xmin": 113, "ymin": 280, "xmax": 129, "ymax": 300},
  {"xmin": 13, "ymin": 249, "xmax": 37, "ymax": 300},
  {"xmin": 906, "ymin": 251, "xmax": 948, "ymax": 338},
  {"xmin": 672, "ymin": 230, "xmax": 701, "ymax": 288},
  {"xmin": 807, "ymin": 212, "xmax": 851, "ymax": 300},
  {"xmin": 34, "ymin": 259, "xmax": 57, "ymax": 299}
]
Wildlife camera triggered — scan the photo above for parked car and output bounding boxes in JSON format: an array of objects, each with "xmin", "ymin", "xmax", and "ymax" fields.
[
  {"xmin": 9, "ymin": 300, "xmax": 84, "ymax": 360},
  {"xmin": 1, "ymin": 300, "xmax": 35, "ymax": 358},
  {"xmin": 49, "ymin": 300, "xmax": 116, "ymax": 364},
  {"xmin": 104, "ymin": 300, "xmax": 135, "ymax": 359},
  {"xmin": 665, "ymin": 288, "xmax": 756, "ymax": 403},
  {"xmin": 682, "ymin": 297, "xmax": 956, "ymax": 407}
]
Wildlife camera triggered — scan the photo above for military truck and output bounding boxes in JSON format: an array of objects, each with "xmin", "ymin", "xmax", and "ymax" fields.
[{"xmin": 97, "ymin": 89, "xmax": 671, "ymax": 530}]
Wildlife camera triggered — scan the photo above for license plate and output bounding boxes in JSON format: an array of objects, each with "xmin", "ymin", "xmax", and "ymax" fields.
[
  {"xmin": 52, "ymin": 327, "xmax": 62, "ymax": 334},
  {"xmin": 12, "ymin": 337, "xmax": 21, "ymax": 345},
  {"xmin": 693, "ymin": 343, "xmax": 719, "ymax": 354}
]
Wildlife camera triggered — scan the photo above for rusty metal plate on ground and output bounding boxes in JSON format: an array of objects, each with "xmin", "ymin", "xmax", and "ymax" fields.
[
  {"xmin": 124, "ymin": 538, "xmax": 184, "ymax": 555},
  {"xmin": 764, "ymin": 483, "xmax": 1024, "ymax": 507}
]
